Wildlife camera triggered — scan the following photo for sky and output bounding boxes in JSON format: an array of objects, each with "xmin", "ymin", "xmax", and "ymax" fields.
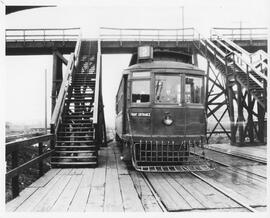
[{"xmin": 3, "ymin": 0, "xmax": 269, "ymax": 128}]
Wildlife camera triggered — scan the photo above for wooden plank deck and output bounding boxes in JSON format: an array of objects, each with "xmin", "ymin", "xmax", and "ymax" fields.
[
  {"xmin": 6, "ymin": 142, "xmax": 267, "ymax": 212},
  {"xmin": 208, "ymin": 144, "xmax": 267, "ymax": 162},
  {"xmin": 146, "ymin": 171, "xmax": 243, "ymax": 212},
  {"xmin": 6, "ymin": 143, "xmax": 161, "ymax": 212}
]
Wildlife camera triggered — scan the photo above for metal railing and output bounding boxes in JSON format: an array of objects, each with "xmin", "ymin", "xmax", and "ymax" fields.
[
  {"xmin": 5, "ymin": 27, "xmax": 81, "ymax": 42},
  {"xmin": 212, "ymin": 27, "xmax": 268, "ymax": 41},
  {"xmin": 6, "ymin": 131, "xmax": 45, "ymax": 143},
  {"xmin": 6, "ymin": 134, "xmax": 54, "ymax": 199},
  {"xmin": 195, "ymin": 30, "xmax": 267, "ymax": 88},
  {"xmin": 100, "ymin": 27, "xmax": 195, "ymax": 42},
  {"xmin": 211, "ymin": 29, "xmax": 268, "ymax": 77},
  {"xmin": 50, "ymin": 32, "xmax": 81, "ymax": 134}
]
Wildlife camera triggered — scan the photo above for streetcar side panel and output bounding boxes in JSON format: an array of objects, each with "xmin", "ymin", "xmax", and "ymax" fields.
[{"xmin": 115, "ymin": 76, "xmax": 125, "ymax": 138}]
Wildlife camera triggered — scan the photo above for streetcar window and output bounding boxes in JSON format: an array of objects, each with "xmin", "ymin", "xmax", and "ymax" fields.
[
  {"xmin": 131, "ymin": 80, "xmax": 150, "ymax": 103},
  {"xmin": 185, "ymin": 76, "xmax": 203, "ymax": 103},
  {"xmin": 155, "ymin": 75, "xmax": 181, "ymax": 104}
]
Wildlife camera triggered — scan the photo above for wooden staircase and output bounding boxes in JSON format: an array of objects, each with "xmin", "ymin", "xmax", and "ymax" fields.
[
  {"xmin": 194, "ymin": 33, "xmax": 267, "ymax": 109},
  {"xmin": 51, "ymin": 41, "xmax": 99, "ymax": 167}
]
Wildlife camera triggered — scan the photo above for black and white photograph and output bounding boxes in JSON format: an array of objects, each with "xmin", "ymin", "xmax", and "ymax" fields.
[{"xmin": 1, "ymin": 0, "xmax": 269, "ymax": 215}]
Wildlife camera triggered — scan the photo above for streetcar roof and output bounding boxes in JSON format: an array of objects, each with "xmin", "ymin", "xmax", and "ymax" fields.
[{"xmin": 125, "ymin": 61, "xmax": 203, "ymax": 72}]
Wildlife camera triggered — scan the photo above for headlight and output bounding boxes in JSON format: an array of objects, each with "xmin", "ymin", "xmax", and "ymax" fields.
[{"xmin": 162, "ymin": 113, "xmax": 173, "ymax": 126}]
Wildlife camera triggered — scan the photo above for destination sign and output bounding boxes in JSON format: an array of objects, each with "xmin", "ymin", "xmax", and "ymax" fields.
[{"xmin": 130, "ymin": 112, "xmax": 151, "ymax": 117}]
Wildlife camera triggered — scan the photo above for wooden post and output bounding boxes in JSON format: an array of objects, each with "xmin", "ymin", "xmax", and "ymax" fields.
[
  {"xmin": 205, "ymin": 61, "xmax": 210, "ymax": 143},
  {"xmin": 225, "ymin": 58, "xmax": 236, "ymax": 144},
  {"xmin": 51, "ymin": 51, "xmax": 63, "ymax": 113},
  {"xmin": 11, "ymin": 151, "xmax": 19, "ymax": 198},
  {"xmin": 38, "ymin": 142, "xmax": 44, "ymax": 177},
  {"xmin": 247, "ymin": 93, "xmax": 254, "ymax": 143},
  {"xmin": 257, "ymin": 103, "xmax": 265, "ymax": 143},
  {"xmin": 237, "ymin": 82, "xmax": 244, "ymax": 145},
  {"xmin": 193, "ymin": 53, "xmax": 198, "ymax": 67},
  {"xmin": 102, "ymin": 104, "xmax": 107, "ymax": 147}
]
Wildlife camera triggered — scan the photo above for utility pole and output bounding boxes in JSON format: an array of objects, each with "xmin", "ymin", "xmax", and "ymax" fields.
[
  {"xmin": 232, "ymin": 20, "xmax": 247, "ymax": 40},
  {"xmin": 45, "ymin": 69, "xmax": 47, "ymax": 134},
  {"xmin": 180, "ymin": 6, "xmax": 184, "ymax": 41},
  {"xmin": 240, "ymin": 20, "xmax": 242, "ymax": 40}
]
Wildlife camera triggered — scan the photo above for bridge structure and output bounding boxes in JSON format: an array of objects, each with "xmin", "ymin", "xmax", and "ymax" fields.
[{"xmin": 5, "ymin": 26, "xmax": 268, "ymax": 200}]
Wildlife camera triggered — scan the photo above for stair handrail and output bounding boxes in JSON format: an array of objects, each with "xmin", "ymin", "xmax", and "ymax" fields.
[
  {"xmin": 211, "ymin": 29, "xmax": 268, "ymax": 74},
  {"xmin": 206, "ymin": 38, "xmax": 266, "ymax": 88},
  {"xmin": 50, "ymin": 53, "xmax": 75, "ymax": 134},
  {"xmin": 93, "ymin": 39, "xmax": 101, "ymax": 125},
  {"xmin": 211, "ymin": 29, "xmax": 249, "ymax": 55},
  {"xmin": 212, "ymin": 29, "xmax": 268, "ymax": 66},
  {"xmin": 74, "ymin": 29, "xmax": 82, "ymax": 67},
  {"xmin": 50, "ymin": 31, "xmax": 82, "ymax": 134},
  {"xmin": 193, "ymin": 29, "xmax": 266, "ymax": 88},
  {"xmin": 211, "ymin": 27, "xmax": 268, "ymax": 40}
]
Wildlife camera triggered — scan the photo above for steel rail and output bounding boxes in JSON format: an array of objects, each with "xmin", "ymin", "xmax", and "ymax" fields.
[
  {"xmin": 190, "ymin": 171, "xmax": 257, "ymax": 212},
  {"xmin": 205, "ymin": 147, "xmax": 267, "ymax": 164},
  {"xmin": 191, "ymin": 151, "xmax": 266, "ymax": 180},
  {"xmin": 140, "ymin": 172, "xmax": 168, "ymax": 212}
]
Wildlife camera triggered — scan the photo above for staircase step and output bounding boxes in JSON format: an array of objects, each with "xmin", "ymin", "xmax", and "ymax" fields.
[
  {"xmin": 62, "ymin": 119, "xmax": 93, "ymax": 122},
  {"xmin": 51, "ymin": 162, "xmax": 97, "ymax": 167},
  {"xmin": 55, "ymin": 145, "xmax": 95, "ymax": 149},
  {"xmin": 65, "ymin": 99, "xmax": 93, "ymax": 102},
  {"xmin": 63, "ymin": 114, "xmax": 93, "ymax": 118},
  {"xmin": 67, "ymin": 98, "xmax": 93, "ymax": 101},
  {"xmin": 60, "ymin": 123, "xmax": 93, "ymax": 126},
  {"xmin": 58, "ymin": 127, "xmax": 92, "ymax": 131},
  {"xmin": 63, "ymin": 112, "xmax": 93, "ymax": 115},
  {"xmin": 57, "ymin": 130, "xmax": 94, "ymax": 134},
  {"xmin": 54, "ymin": 150, "xmax": 95, "ymax": 153},
  {"xmin": 72, "ymin": 79, "xmax": 96, "ymax": 82},
  {"xmin": 51, "ymin": 156, "xmax": 97, "ymax": 159},
  {"xmin": 65, "ymin": 104, "xmax": 93, "ymax": 107},
  {"xmin": 56, "ymin": 140, "xmax": 93, "ymax": 143},
  {"xmin": 71, "ymin": 84, "xmax": 95, "ymax": 86},
  {"xmin": 58, "ymin": 135, "xmax": 93, "ymax": 139},
  {"xmin": 69, "ymin": 94, "xmax": 94, "ymax": 97},
  {"xmin": 74, "ymin": 74, "xmax": 96, "ymax": 77}
]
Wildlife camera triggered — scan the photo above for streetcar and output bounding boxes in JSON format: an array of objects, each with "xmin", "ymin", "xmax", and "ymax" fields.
[{"xmin": 115, "ymin": 46, "xmax": 211, "ymax": 172}]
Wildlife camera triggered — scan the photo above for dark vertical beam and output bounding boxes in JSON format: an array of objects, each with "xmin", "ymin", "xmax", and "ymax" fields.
[
  {"xmin": 257, "ymin": 103, "xmax": 265, "ymax": 143},
  {"xmin": 38, "ymin": 142, "xmax": 44, "ymax": 177},
  {"xmin": 11, "ymin": 151, "xmax": 19, "ymax": 198},
  {"xmin": 193, "ymin": 51, "xmax": 198, "ymax": 66},
  {"xmin": 205, "ymin": 61, "xmax": 210, "ymax": 143},
  {"xmin": 247, "ymin": 93, "xmax": 254, "ymax": 142},
  {"xmin": 51, "ymin": 51, "xmax": 63, "ymax": 113},
  {"xmin": 237, "ymin": 82, "xmax": 244, "ymax": 144},
  {"xmin": 225, "ymin": 55, "xmax": 236, "ymax": 145}
]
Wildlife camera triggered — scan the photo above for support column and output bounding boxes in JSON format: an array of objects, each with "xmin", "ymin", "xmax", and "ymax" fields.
[
  {"xmin": 205, "ymin": 61, "xmax": 210, "ymax": 143},
  {"xmin": 237, "ymin": 82, "xmax": 245, "ymax": 145},
  {"xmin": 192, "ymin": 51, "xmax": 198, "ymax": 66},
  {"xmin": 247, "ymin": 93, "xmax": 254, "ymax": 142},
  {"xmin": 51, "ymin": 51, "xmax": 63, "ymax": 113},
  {"xmin": 257, "ymin": 103, "xmax": 265, "ymax": 143},
  {"xmin": 227, "ymin": 84, "xmax": 236, "ymax": 144}
]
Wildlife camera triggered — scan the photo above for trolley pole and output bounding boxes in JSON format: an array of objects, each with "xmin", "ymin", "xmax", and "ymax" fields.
[{"xmin": 45, "ymin": 69, "xmax": 47, "ymax": 134}]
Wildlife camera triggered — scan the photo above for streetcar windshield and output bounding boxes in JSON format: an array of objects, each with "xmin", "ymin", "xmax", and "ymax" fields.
[
  {"xmin": 132, "ymin": 80, "xmax": 150, "ymax": 103},
  {"xmin": 185, "ymin": 76, "xmax": 203, "ymax": 103},
  {"xmin": 155, "ymin": 75, "xmax": 181, "ymax": 104}
]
